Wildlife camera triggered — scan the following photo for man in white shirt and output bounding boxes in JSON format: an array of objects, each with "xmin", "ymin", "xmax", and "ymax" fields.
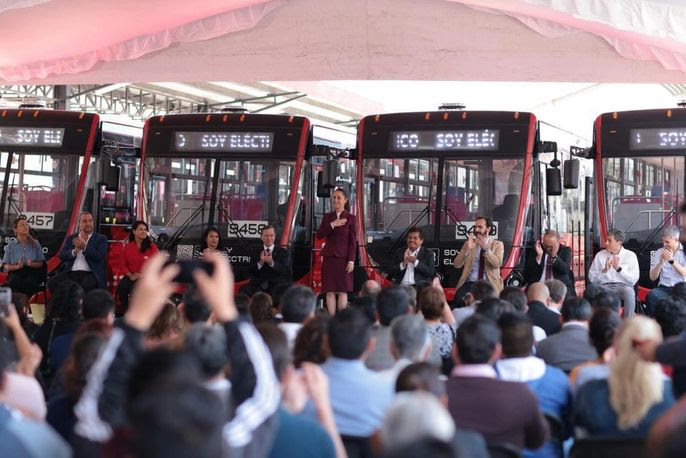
[
  {"xmin": 588, "ymin": 229, "xmax": 640, "ymax": 317},
  {"xmin": 647, "ymin": 225, "xmax": 686, "ymax": 315}
]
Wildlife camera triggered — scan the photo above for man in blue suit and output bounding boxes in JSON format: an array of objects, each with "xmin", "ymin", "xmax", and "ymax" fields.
[{"xmin": 48, "ymin": 211, "xmax": 108, "ymax": 292}]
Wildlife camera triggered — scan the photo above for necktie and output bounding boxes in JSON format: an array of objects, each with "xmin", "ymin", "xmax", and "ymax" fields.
[
  {"xmin": 545, "ymin": 256, "xmax": 553, "ymax": 280},
  {"xmin": 266, "ymin": 248, "xmax": 271, "ymax": 255},
  {"xmin": 478, "ymin": 249, "xmax": 486, "ymax": 280}
]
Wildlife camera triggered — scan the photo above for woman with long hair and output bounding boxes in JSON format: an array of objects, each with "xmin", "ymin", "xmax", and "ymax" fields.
[
  {"xmin": 575, "ymin": 316, "xmax": 676, "ymax": 437},
  {"xmin": 316, "ymin": 187, "xmax": 357, "ymax": 315},
  {"xmin": 194, "ymin": 227, "xmax": 230, "ymax": 262},
  {"xmin": 2, "ymin": 216, "xmax": 46, "ymax": 297},
  {"xmin": 117, "ymin": 221, "xmax": 158, "ymax": 313}
]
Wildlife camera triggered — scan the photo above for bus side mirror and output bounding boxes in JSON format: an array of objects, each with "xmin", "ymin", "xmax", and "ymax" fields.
[
  {"xmin": 316, "ymin": 170, "xmax": 330, "ymax": 198},
  {"xmin": 563, "ymin": 159, "xmax": 580, "ymax": 189},
  {"xmin": 546, "ymin": 167, "xmax": 562, "ymax": 196}
]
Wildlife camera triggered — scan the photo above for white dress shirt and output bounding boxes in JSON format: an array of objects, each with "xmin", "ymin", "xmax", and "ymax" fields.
[
  {"xmin": 651, "ymin": 245, "xmax": 686, "ymax": 287},
  {"xmin": 400, "ymin": 247, "xmax": 420, "ymax": 285},
  {"xmin": 71, "ymin": 232, "xmax": 92, "ymax": 272},
  {"xmin": 588, "ymin": 246, "xmax": 640, "ymax": 286}
]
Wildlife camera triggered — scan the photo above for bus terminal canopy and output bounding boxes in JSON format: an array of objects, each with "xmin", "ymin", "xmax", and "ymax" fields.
[{"xmin": 1, "ymin": 0, "xmax": 686, "ymax": 83}]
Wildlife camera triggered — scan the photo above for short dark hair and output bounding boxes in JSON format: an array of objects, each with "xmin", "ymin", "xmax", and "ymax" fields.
[
  {"xmin": 591, "ymin": 291, "xmax": 621, "ymax": 313},
  {"xmin": 183, "ymin": 324, "xmax": 228, "ymax": 379},
  {"xmin": 328, "ymin": 308, "xmax": 371, "ymax": 359},
  {"xmin": 260, "ymin": 225, "xmax": 275, "ymax": 235},
  {"xmin": 256, "ymin": 323, "xmax": 291, "ymax": 382},
  {"xmin": 655, "ymin": 297, "xmax": 686, "ymax": 338},
  {"xmin": 82, "ymin": 289, "xmax": 115, "ymax": 320},
  {"xmin": 589, "ymin": 308, "xmax": 621, "ymax": 356},
  {"xmin": 395, "ymin": 362, "xmax": 445, "ymax": 398},
  {"xmin": 455, "ymin": 314, "xmax": 500, "ymax": 364},
  {"xmin": 470, "ymin": 280, "xmax": 496, "ymax": 302},
  {"xmin": 351, "ymin": 296, "xmax": 376, "ymax": 324},
  {"xmin": 672, "ymin": 282, "xmax": 686, "ymax": 301},
  {"xmin": 281, "ymin": 285, "xmax": 316, "ymax": 323},
  {"xmin": 377, "ymin": 286, "xmax": 411, "ymax": 326},
  {"xmin": 182, "ymin": 284, "xmax": 212, "ymax": 323},
  {"xmin": 418, "ymin": 287, "xmax": 446, "ymax": 321},
  {"xmin": 475, "ymin": 216, "xmax": 493, "ymax": 229},
  {"xmin": 249, "ymin": 292, "xmax": 274, "ymax": 324},
  {"xmin": 500, "ymin": 287, "xmax": 527, "ymax": 312},
  {"xmin": 476, "ymin": 298, "xmax": 515, "ymax": 322},
  {"xmin": 407, "ymin": 226, "xmax": 423, "ymax": 240},
  {"xmin": 498, "ymin": 312, "xmax": 534, "ymax": 358},
  {"xmin": 49, "ymin": 279, "xmax": 84, "ymax": 322},
  {"xmin": 234, "ymin": 293, "xmax": 250, "ymax": 317},
  {"xmin": 561, "ymin": 297, "xmax": 592, "ymax": 322}
]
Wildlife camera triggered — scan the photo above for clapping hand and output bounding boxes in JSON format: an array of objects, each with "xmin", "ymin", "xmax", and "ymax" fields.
[
  {"xmin": 475, "ymin": 233, "xmax": 488, "ymax": 249},
  {"xmin": 610, "ymin": 256, "xmax": 621, "ymax": 269},
  {"xmin": 464, "ymin": 235, "xmax": 476, "ymax": 251},
  {"xmin": 73, "ymin": 237, "xmax": 86, "ymax": 250},
  {"xmin": 662, "ymin": 249, "xmax": 674, "ymax": 263},
  {"xmin": 260, "ymin": 250, "xmax": 272, "ymax": 264}
]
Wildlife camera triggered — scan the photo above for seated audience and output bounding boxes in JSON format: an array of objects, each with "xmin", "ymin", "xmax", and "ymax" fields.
[
  {"xmin": 544, "ymin": 279, "xmax": 566, "ymax": 315},
  {"xmin": 453, "ymin": 280, "xmax": 495, "ymax": 325},
  {"xmin": 179, "ymin": 284, "xmax": 212, "ymax": 325},
  {"xmin": 583, "ymin": 283, "xmax": 607, "ymax": 304},
  {"xmin": 446, "ymin": 314, "xmax": 548, "ymax": 451},
  {"xmin": 654, "ymin": 296, "xmax": 686, "ymax": 338},
  {"xmin": 590, "ymin": 290, "xmax": 621, "ymax": 314},
  {"xmin": 183, "ymin": 324, "xmax": 230, "ymax": 405},
  {"xmin": 647, "ymin": 226, "xmax": 686, "ymax": 315},
  {"xmin": 293, "ymin": 314, "xmax": 330, "ymax": 368},
  {"xmin": 569, "ymin": 308, "xmax": 621, "ymax": 395},
  {"xmin": 419, "ymin": 285, "xmax": 457, "ymax": 371},
  {"xmin": 249, "ymin": 292, "xmax": 274, "ymax": 324},
  {"xmin": 278, "ymin": 285, "xmax": 316, "ymax": 350},
  {"xmin": 82, "ymin": 289, "xmax": 115, "ymax": 324},
  {"xmin": 501, "ymin": 286, "xmax": 547, "ymax": 342},
  {"xmin": 475, "ymin": 297, "xmax": 515, "ymax": 322},
  {"xmin": 527, "ymin": 282, "xmax": 562, "ymax": 336},
  {"xmin": 145, "ymin": 301, "xmax": 184, "ymax": 348},
  {"xmin": 381, "ymin": 315, "xmax": 430, "ymax": 381},
  {"xmin": 359, "ymin": 279, "xmax": 381, "ymax": 299},
  {"xmin": 116, "ymin": 221, "xmax": 158, "ymax": 314},
  {"xmin": 366, "ymin": 286, "xmax": 412, "ymax": 371},
  {"xmin": 536, "ymin": 297, "xmax": 597, "ymax": 373},
  {"xmin": 575, "ymin": 316, "xmax": 676, "ymax": 437}
]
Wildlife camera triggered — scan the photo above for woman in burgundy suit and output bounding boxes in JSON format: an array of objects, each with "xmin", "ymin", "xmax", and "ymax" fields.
[{"xmin": 317, "ymin": 188, "xmax": 357, "ymax": 315}]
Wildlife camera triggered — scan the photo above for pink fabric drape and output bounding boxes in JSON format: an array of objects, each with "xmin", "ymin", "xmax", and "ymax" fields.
[
  {"xmin": 450, "ymin": 0, "xmax": 686, "ymax": 75},
  {"xmin": 0, "ymin": 0, "xmax": 285, "ymax": 81}
]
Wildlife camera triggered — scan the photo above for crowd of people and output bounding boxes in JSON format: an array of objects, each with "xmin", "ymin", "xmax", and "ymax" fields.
[{"xmin": 4, "ymin": 203, "xmax": 686, "ymax": 457}]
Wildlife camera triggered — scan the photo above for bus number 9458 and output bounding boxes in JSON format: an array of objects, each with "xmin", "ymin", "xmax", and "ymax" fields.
[{"xmin": 227, "ymin": 221, "xmax": 267, "ymax": 238}]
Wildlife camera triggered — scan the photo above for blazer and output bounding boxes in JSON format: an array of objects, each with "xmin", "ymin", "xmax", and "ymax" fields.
[
  {"xmin": 316, "ymin": 210, "xmax": 357, "ymax": 263},
  {"xmin": 248, "ymin": 245, "xmax": 292, "ymax": 286},
  {"xmin": 453, "ymin": 239, "xmax": 504, "ymax": 293},
  {"xmin": 527, "ymin": 301, "xmax": 562, "ymax": 336},
  {"xmin": 59, "ymin": 232, "xmax": 108, "ymax": 289},
  {"xmin": 536, "ymin": 324, "xmax": 598, "ymax": 373},
  {"xmin": 524, "ymin": 245, "xmax": 576, "ymax": 296},
  {"xmin": 389, "ymin": 246, "xmax": 436, "ymax": 285}
]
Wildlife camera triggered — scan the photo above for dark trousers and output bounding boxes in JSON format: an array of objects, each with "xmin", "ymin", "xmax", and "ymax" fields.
[
  {"xmin": 116, "ymin": 276, "xmax": 136, "ymax": 314},
  {"xmin": 239, "ymin": 279, "xmax": 289, "ymax": 298},
  {"xmin": 6, "ymin": 267, "xmax": 44, "ymax": 298},
  {"xmin": 48, "ymin": 270, "xmax": 98, "ymax": 293}
]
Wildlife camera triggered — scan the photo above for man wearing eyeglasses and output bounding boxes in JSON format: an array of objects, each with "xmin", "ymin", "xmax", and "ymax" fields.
[{"xmin": 524, "ymin": 230, "xmax": 576, "ymax": 298}]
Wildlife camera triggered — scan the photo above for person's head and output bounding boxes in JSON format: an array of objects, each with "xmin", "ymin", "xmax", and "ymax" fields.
[
  {"xmin": 379, "ymin": 392, "xmax": 455, "ymax": 453},
  {"xmin": 82, "ymin": 289, "xmax": 115, "ymax": 323},
  {"xmin": 476, "ymin": 297, "xmax": 515, "ymax": 322},
  {"xmin": 500, "ymin": 286, "xmax": 527, "ymax": 312},
  {"xmin": 655, "ymin": 296, "xmax": 686, "ymax": 338},
  {"xmin": 527, "ymin": 282, "xmax": 550, "ymax": 304},
  {"xmin": 332, "ymin": 187, "xmax": 350, "ymax": 212},
  {"xmin": 147, "ymin": 302, "xmax": 184, "ymax": 342},
  {"xmin": 591, "ymin": 291, "xmax": 621, "ymax": 313},
  {"xmin": 589, "ymin": 307, "xmax": 621, "ymax": 358},
  {"xmin": 498, "ymin": 312, "xmax": 534, "ymax": 358},
  {"xmin": 470, "ymin": 280, "xmax": 496, "ymax": 303},
  {"xmin": 473, "ymin": 216, "xmax": 493, "ymax": 237},
  {"xmin": 560, "ymin": 297, "xmax": 592, "ymax": 323},
  {"xmin": 541, "ymin": 229, "xmax": 560, "ymax": 255},
  {"xmin": 662, "ymin": 226, "xmax": 681, "ymax": 252},
  {"xmin": 360, "ymin": 279, "xmax": 381, "ymax": 298},
  {"xmin": 13, "ymin": 216, "xmax": 29, "ymax": 237},
  {"xmin": 293, "ymin": 314, "xmax": 330, "ymax": 367},
  {"xmin": 377, "ymin": 286, "xmax": 412, "ymax": 326},
  {"xmin": 78, "ymin": 211, "xmax": 94, "ymax": 235},
  {"xmin": 201, "ymin": 227, "xmax": 222, "ymax": 251},
  {"xmin": 327, "ymin": 308, "xmax": 372, "ymax": 360},
  {"xmin": 49, "ymin": 279, "xmax": 83, "ymax": 322},
  {"xmin": 605, "ymin": 229, "xmax": 625, "ymax": 254},
  {"xmin": 545, "ymin": 279, "xmax": 567, "ymax": 310},
  {"xmin": 260, "ymin": 225, "xmax": 276, "ymax": 247},
  {"xmin": 181, "ymin": 284, "xmax": 212, "ymax": 324},
  {"xmin": 249, "ymin": 292, "xmax": 274, "ymax": 324},
  {"xmin": 403, "ymin": 285, "xmax": 418, "ymax": 311},
  {"xmin": 391, "ymin": 315, "xmax": 430, "ymax": 362},
  {"xmin": 672, "ymin": 282, "xmax": 686, "ymax": 301},
  {"xmin": 351, "ymin": 296, "xmax": 376, "ymax": 324},
  {"xmin": 454, "ymin": 314, "xmax": 501, "ymax": 365},
  {"xmin": 406, "ymin": 227, "xmax": 424, "ymax": 251},
  {"xmin": 583, "ymin": 283, "xmax": 606, "ymax": 303},
  {"xmin": 281, "ymin": 285, "xmax": 316, "ymax": 324},
  {"xmin": 418, "ymin": 286, "xmax": 445, "ymax": 321},
  {"xmin": 62, "ymin": 331, "xmax": 108, "ymax": 401},
  {"xmin": 608, "ymin": 316, "xmax": 665, "ymax": 430},
  {"xmin": 395, "ymin": 362, "xmax": 445, "ymax": 399},
  {"xmin": 183, "ymin": 324, "xmax": 228, "ymax": 380}
]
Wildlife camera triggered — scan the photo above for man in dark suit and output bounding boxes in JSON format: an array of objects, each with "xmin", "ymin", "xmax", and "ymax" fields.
[
  {"xmin": 526, "ymin": 282, "xmax": 561, "ymax": 336},
  {"xmin": 536, "ymin": 297, "xmax": 597, "ymax": 373},
  {"xmin": 389, "ymin": 227, "xmax": 435, "ymax": 286},
  {"xmin": 240, "ymin": 225, "xmax": 291, "ymax": 297},
  {"xmin": 48, "ymin": 211, "xmax": 107, "ymax": 292},
  {"xmin": 524, "ymin": 230, "xmax": 576, "ymax": 298}
]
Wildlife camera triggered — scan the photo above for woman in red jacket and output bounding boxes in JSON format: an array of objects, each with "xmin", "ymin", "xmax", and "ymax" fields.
[
  {"xmin": 117, "ymin": 220, "xmax": 158, "ymax": 313},
  {"xmin": 316, "ymin": 188, "xmax": 357, "ymax": 315}
]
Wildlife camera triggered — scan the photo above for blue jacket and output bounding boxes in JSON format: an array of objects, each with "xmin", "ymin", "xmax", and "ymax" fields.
[{"xmin": 59, "ymin": 232, "xmax": 108, "ymax": 288}]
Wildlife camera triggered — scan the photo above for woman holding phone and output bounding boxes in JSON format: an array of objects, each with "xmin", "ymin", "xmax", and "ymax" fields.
[{"xmin": 2, "ymin": 216, "xmax": 45, "ymax": 298}]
